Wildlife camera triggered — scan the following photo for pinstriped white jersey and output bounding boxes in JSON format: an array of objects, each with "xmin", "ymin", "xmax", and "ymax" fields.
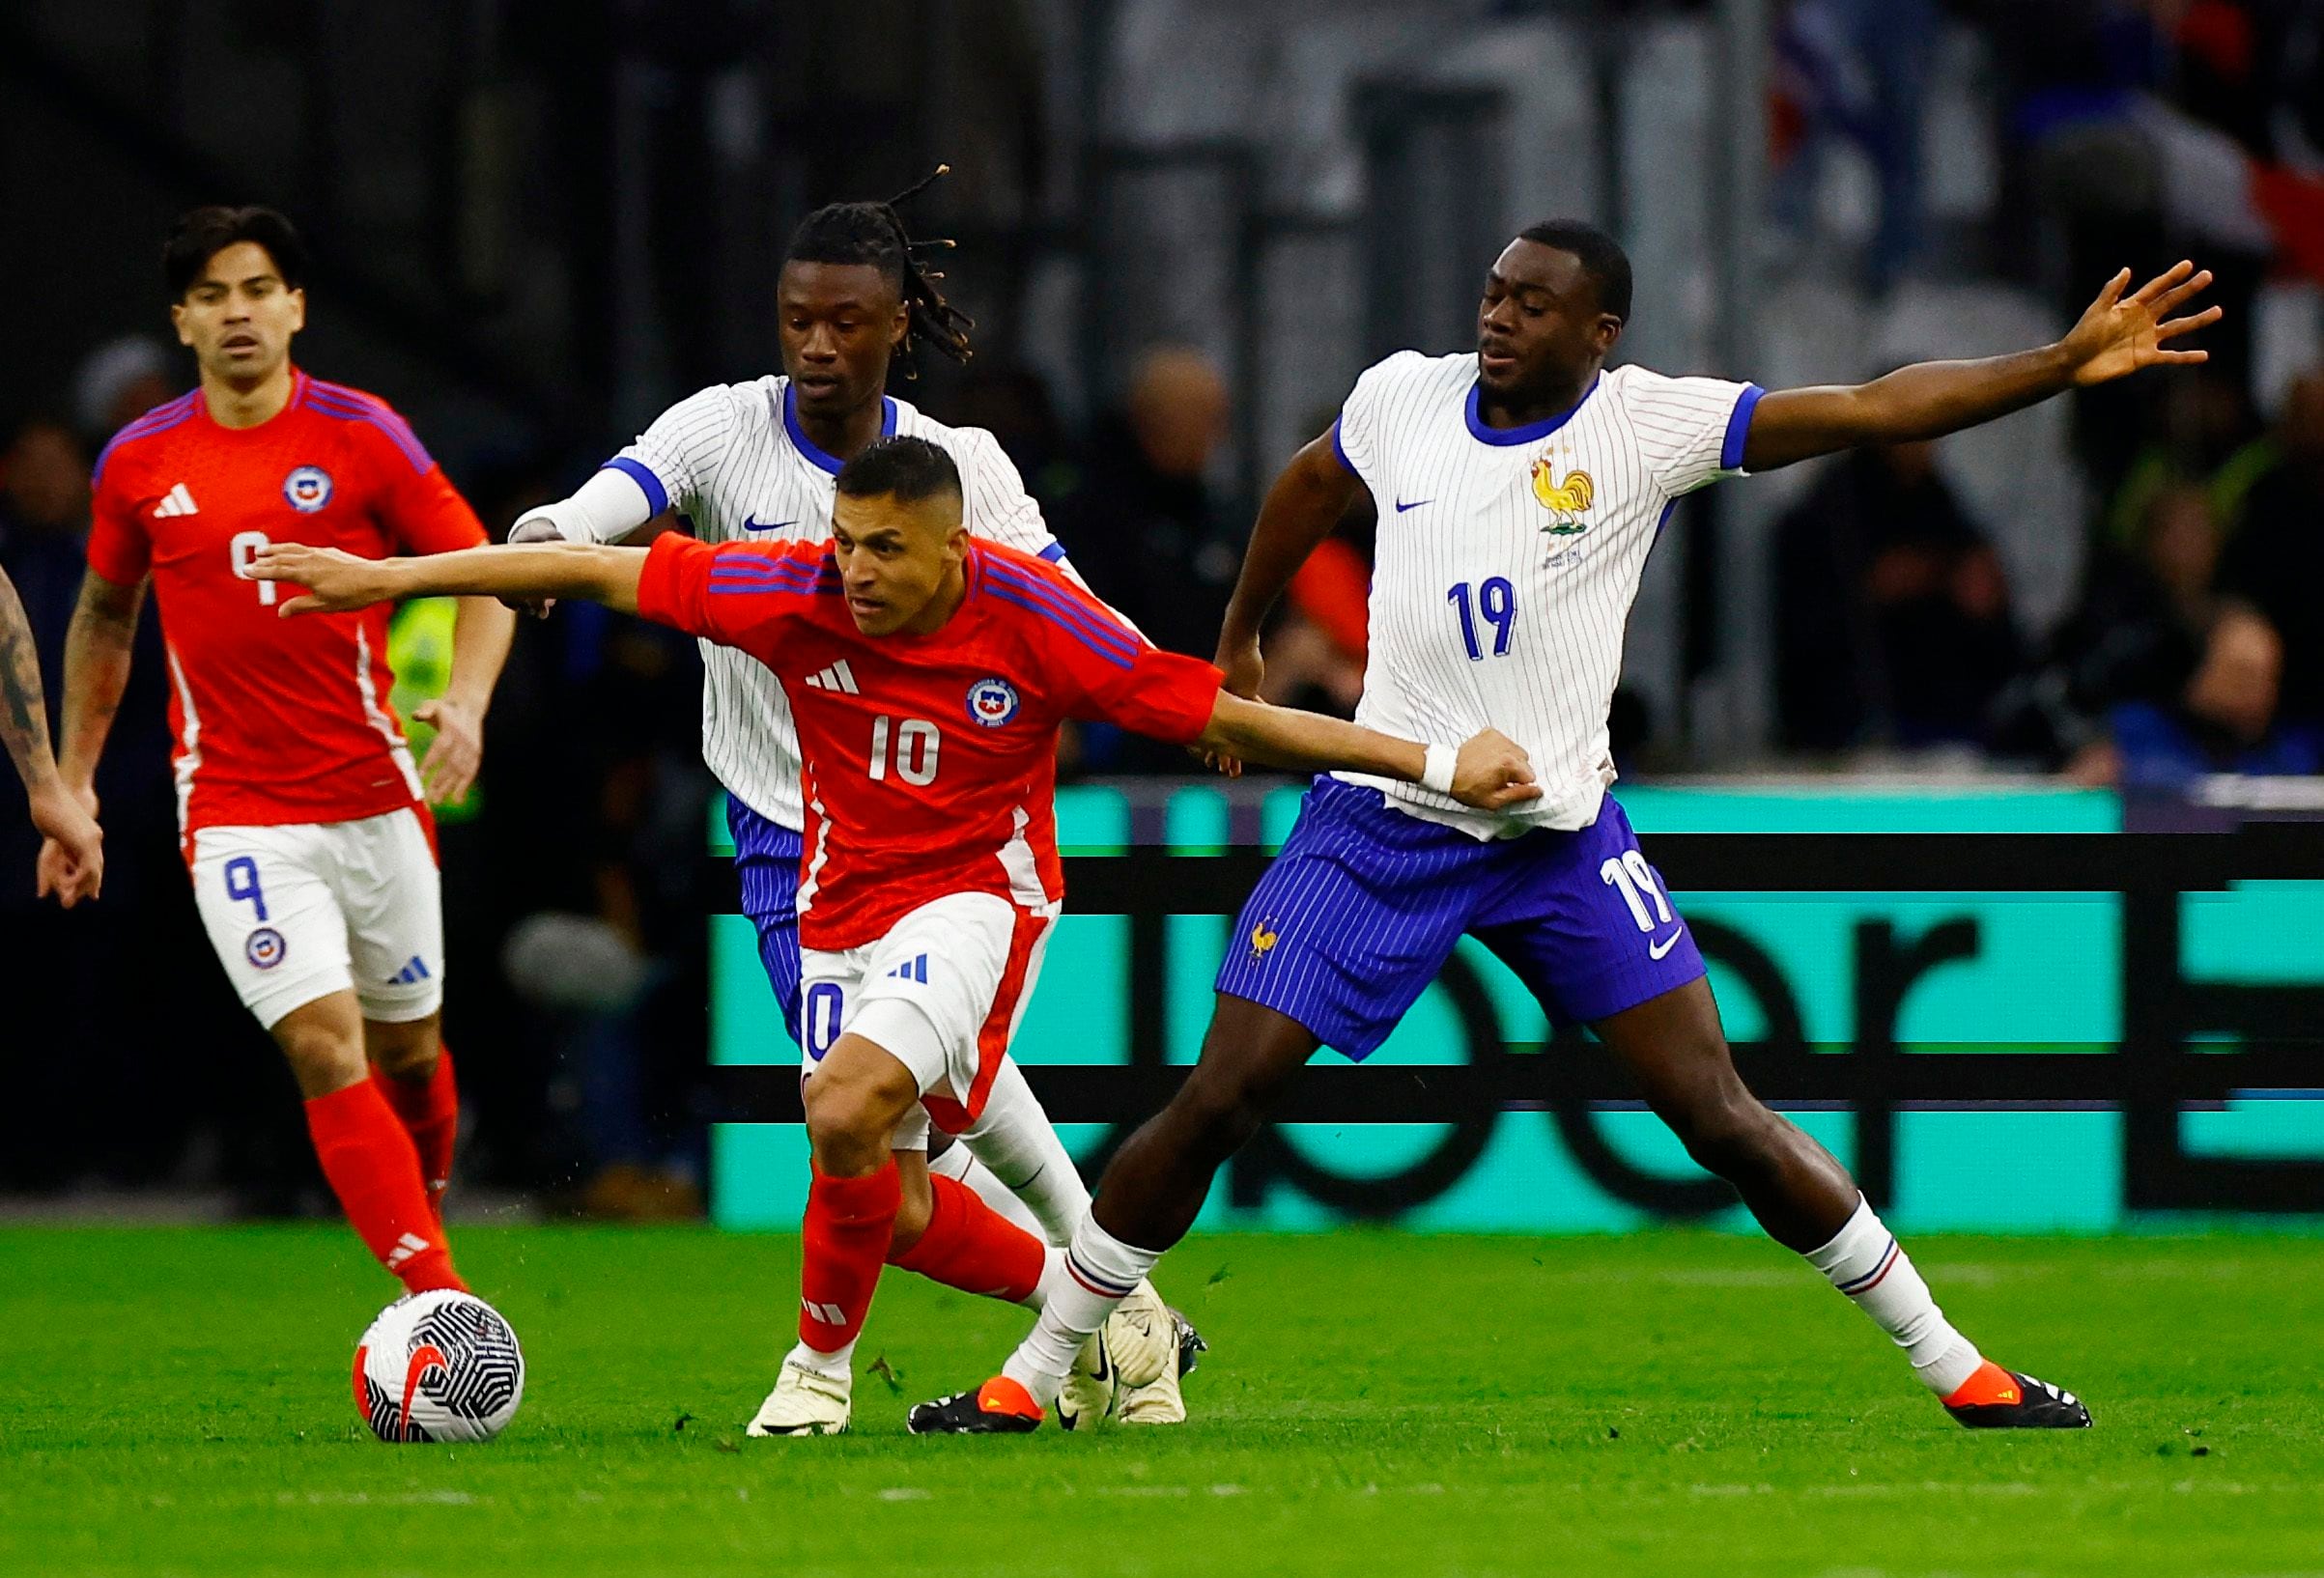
[
  {"xmin": 1330, "ymin": 352, "xmax": 1762, "ymax": 837},
  {"xmin": 609, "ymin": 376, "xmax": 1063, "ymax": 828}
]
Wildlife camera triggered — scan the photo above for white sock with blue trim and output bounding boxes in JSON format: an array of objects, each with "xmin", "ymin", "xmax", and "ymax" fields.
[
  {"xmin": 1802, "ymin": 1195, "xmax": 1983, "ymax": 1395},
  {"xmin": 1002, "ymin": 1214, "xmax": 1160, "ymax": 1407}
]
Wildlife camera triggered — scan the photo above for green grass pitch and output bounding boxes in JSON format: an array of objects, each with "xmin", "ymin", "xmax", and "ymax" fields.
[{"xmin": 3, "ymin": 1226, "xmax": 2317, "ymax": 1577}]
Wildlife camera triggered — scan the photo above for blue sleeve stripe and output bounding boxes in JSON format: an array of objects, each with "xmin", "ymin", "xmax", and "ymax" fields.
[
  {"xmin": 92, "ymin": 398, "xmax": 198, "ymax": 487},
  {"xmin": 1720, "ymin": 384, "xmax": 1766, "ymax": 472},
  {"xmin": 306, "ymin": 387, "xmax": 435, "ymax": 473},
  {"xmin": 602, "ymin": 457, "xmax": 669, "ymax": 518},
  {"xmin": 1038, "ymin": 543, "xmax": 1070, "ymax": 563},
  {"xmin": 983, "ymin": 564, "xmax": 1138, "ymax": 659},
  {"xmin": 983, "ymin": 583, "xmax": 1133, "ymax": 668},
  {"xmin": 1328, "ymin": 416, "xmax": 1356, "ymax": 473}
]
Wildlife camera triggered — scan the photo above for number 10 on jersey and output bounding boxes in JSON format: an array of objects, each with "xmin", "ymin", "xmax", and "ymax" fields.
[
  {"xmin": 1449, "ymin": 578, "xmax": 1516, "ymax": 661},
  {"xmin": 868, "ymin": 716, "xmax": 940, "ymax": 785}
]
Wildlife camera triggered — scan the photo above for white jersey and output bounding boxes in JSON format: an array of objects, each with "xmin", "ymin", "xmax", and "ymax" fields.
[
  {"xmin": 605, "ymin": 377, "xmax": 1064, "ymax": 827},
  {"xmin": 1331, "ymin": 351, "xmax": 1761, "ymax": 837}
]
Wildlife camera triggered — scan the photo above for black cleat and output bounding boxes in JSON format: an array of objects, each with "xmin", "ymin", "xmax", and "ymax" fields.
[
  {"xmin": 1173, "ymin": 1308, "xmax": 1208, "ymax": 1378},
  {"xmin": 1945, "ymin": 1369, "xmax": 2092, "ymax": 1429},
  {"xmin": 906, "ymin": 1378, "xmax": 1044, "ymax": 1435}
]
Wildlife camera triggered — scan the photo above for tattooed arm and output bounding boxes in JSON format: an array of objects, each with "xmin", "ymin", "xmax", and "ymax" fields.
[
  {"xmin": 1, "ymin": 567, "xmax": 101, "ymax": 904},
  {"xmin": 39, "ymin": 569, "xmax": 144, "ymax": 904}
]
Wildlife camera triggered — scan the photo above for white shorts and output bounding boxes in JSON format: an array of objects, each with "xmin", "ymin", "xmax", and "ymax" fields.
[
  {"xmin": 188, "ymin": 807, "xmax": 444, "ymax": 1030},
  {"xmin": 799, "ymin": 890, "xmax": 1054, "ymax": 1152}
]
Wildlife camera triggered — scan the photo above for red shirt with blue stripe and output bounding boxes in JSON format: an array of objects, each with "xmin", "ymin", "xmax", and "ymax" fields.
[
  {"xmin": 87, "ymin": 370, "xmax": 487, "ymax": 841},
  {"xmin": 637, "ymin": 532, "xmax": 1223, "ymax": 949}
]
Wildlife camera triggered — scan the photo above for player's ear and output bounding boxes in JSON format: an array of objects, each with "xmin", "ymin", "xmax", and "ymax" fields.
[
  {"xmin": 170, "ymin": 301, "xmax": 193, "ymax": 348},
  {"xmin": 288, "ymin": 287, "xmax": 307, "ymax": 334},
  {"xmin": 1592, "ymin": 313, "xmax": 1624, "ymax": 356}
]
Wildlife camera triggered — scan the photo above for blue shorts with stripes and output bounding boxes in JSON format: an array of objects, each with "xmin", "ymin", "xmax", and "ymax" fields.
[
  {"xmin": 1213, "ymin": 776, "xmax": 1706, "ymax": 1059},
  {"xmin": 728, "ymin": 795, "xmax": 806, "ymax": 1046}
]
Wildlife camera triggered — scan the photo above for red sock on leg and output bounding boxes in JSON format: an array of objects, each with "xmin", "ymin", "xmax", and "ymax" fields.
[
  {"xmin": 373, "ymin": 1046, "xmax": 459, "ymax": 1221},
  {"xmin": 889, "ymin": 1173, "xmax": 1046, "ymax": 1306},
  {"xmin": 799, "ymin": 1162, "xmax": 901, "ymax": 1355},
  {"xmin": 305, "ymin": 1080, "xmax": 466, "ymax": 1295}
]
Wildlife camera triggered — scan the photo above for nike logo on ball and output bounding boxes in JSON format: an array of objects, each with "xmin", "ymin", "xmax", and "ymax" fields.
[{"xmin": 1649, "ymin": 930, "xmax": 1684, "ymax": 960}]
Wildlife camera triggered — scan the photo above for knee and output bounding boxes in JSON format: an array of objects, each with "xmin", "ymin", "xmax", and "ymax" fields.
[
  {"xmin": 804, "ymin": 1073, "xmax": 905, "ymax": 1175},
  {"xmin": 1668, "ymin": 1088, "xmax": 1781, "ymax": 1179},
  {"xmin": 277, "ymin": 1023, "xmax": 366, "ymax": 1098},
  {"xmin": 368, "ymin": 1026, "xmax": 439, "ymax": 1083},
  {"xmin": 1167, "ymin": 1065, "xmax": 1274, "ymax": 1162}
]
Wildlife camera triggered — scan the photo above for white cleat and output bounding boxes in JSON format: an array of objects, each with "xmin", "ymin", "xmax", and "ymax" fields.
[
  {"xmin": 1101, "ymin": 1280, "xmax": 1177, "ymax": 1391},
  {"xmin": 1119, "ymin": 1307, "xmax": 1200, "ymax": 1425},
  {"xmin": 746, "ymin": 1361, "xmax": 852, "ymax": 1437},
  {"xmin": 1056, "ymin": 1328, "xmax": 1118, "ymax": 1432}
]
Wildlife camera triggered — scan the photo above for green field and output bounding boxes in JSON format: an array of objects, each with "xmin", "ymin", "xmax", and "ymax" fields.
[{"xmin": 3, "ymin": 1226, "xmax": 2317, "ymax": 1577}]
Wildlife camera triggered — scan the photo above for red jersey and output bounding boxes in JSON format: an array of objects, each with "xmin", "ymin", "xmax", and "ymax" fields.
[
  {"xmin": 638, "ymin": 533, "xmax": 1223, "ymax": 948},
  {"xmin": 88, "ymin": 370, "xmax": 488, "ymax": 840}
]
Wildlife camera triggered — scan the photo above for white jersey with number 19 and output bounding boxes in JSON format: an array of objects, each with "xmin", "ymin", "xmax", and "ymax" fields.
[{"xmin": 1328, "ymin": 351, "xmax": 1762, "ymax": 838}]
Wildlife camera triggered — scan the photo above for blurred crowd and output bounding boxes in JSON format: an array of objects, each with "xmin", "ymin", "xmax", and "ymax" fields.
[{"xmin": 10, "ymin": 0, "xmax": 2324, "ymax": 1208}]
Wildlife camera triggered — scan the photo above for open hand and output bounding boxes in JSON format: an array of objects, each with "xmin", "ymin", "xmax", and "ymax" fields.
[
  {"xmin": 1450, "ymin": 728, "xmax": 1541, "ymax": 811},
  {"xmin": 413, "ymin": 695, "xmax": 486, "ymax": 804},
  {"xmin": 2059, "ymin": 261, "xmax": 2223, "ymax": 388},
  {"xmin": 248, "ymin": 543, "xmax": 399, "ymax": 614},
  {"xmin": 30, "ymin": 781, "xmax": 101, "ymax": 907}
]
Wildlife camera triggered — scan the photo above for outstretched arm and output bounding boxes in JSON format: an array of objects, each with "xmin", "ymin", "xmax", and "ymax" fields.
[
  {"xmin": 1193, "ymin": 691, "xmax": 1539, "ymax": 812},
  {"xmin": 1743, "ymin": 262, "xmax": 2223, "ymax": 471},
  {"xmin": 1213, "ymin": 432, "xmax": 1364, "ymax": 695},
  {"xmin": 250, "ymin": 540, "xmax": 649, "ymax": 616}
]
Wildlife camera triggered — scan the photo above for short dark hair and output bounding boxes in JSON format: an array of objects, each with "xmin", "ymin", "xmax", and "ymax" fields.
[
  {"xmin": 784, "ymin": 168, "xmax": 973, "ymax": 376},
  {"xmin": 163, "ymin": 206, "xmax": 309, "ymax": 301},
  {"xmin": 834, "ymin": 436, "xmax": 963, "ymax": 507},
  {"xmin": 1515, "ymin": 219, "xmax": 1631, "ymax": 324}
]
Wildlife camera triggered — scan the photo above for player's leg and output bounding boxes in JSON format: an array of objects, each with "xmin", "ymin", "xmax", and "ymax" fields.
[
  {"xmin": 1591, "ymin": 980, "xmax": 2086, "ymax": 1425},
  {"xmin": 190, "ymin": 823, "xmax": 459, "ymax": 1295},
  {"xmin": 1484, "ymin": 798, "xmax": 2087, "ymax": 1428},
  {"xmin": 341, "ymin": 808, "xmax": 458, "ymax": 1222},
  {"xmin": 913, "ymin": 778, "xmax": 1482, "ymax": 1432},
  {"xmin": 728, "ymin": 795, "xmax": 807, "ymax": 1043}
]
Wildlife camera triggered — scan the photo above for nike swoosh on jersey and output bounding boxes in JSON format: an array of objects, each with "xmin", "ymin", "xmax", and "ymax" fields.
[
  {"xmin": 1649, "ymin": 930, "xmax": 1684, "ymax": 960},
  {"xmin": 743, "ymin": 517, "xmax": 798, "ymax": 532},
  {"xmin": 1394, "ymin": 497, "xmax": 1431, "ymax": 513}
]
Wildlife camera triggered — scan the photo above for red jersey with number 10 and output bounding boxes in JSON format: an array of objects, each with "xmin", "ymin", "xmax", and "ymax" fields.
[
  {"xmin": 637, "ymin": 533, "xmax": 1224, "ymax": 949},
  {"xmin": 87, "ymin": 370, "xmax": 488, "ymax": 842}
]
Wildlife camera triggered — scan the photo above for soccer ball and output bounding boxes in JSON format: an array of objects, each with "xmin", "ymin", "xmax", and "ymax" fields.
[{"xmin": 353, "ymin": 1289, "xmax": 525, "ymax": 1443}]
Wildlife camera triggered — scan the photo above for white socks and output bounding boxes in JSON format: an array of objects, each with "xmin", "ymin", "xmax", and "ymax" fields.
[
  {"xmin": 951, "ymin": 1057, "xmax": 1093, "ymax": 1246},
  {"xmin": 1803, "ymin": 1196, "xmax": 1983, "ymax": 1396},
  {"xmin": 784, "ymin": 1337, "xmax": 855, "ymax": 1382},
  {"xmin": 1002, "ymin": 1215, "xmax": 1162, "ymax": 1407}
]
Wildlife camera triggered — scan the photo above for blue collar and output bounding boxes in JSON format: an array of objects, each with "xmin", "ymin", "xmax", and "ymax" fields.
[
  {"xmin": 1464, "ymin": 371, "xmax": 1600, "ymax": 446},
  {"xmin": 783, "ymin": 383, "xmax": 898, "ymax": 475}
]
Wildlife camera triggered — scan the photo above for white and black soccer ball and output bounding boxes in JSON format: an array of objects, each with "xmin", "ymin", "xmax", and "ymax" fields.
[{"xmin": 354, "ymin": 1290, "xmax": 524, "ymax": 1443}]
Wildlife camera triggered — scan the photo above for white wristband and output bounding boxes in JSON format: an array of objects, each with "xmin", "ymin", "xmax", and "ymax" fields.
[{"xmin": 1421, "ymin": 743, "xmax": 1458, "ymax": 797}]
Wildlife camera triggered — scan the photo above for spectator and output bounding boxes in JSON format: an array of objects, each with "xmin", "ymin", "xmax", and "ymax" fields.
[
  {"xmin": 1051, "ymin": 345, "xmax": 1242, "ymax": 771},
  {"xmin": 71, "ymin": 335, "xmax": 178, "ymax": 447},
  {"xmin": 2217, "ymin": 370, "xmax": 2324, "ymax": 722},
  {"xmin": 1991, "ymin": 482, "xmax": 2223, "ymax": 766},
  {"xmin": 1774, "ymin": 439, "xmax": 2026, "ymax": 751},
  {"xmin": 2072, "ymin": 606, "xmax": 2323, "ymax": 786}
]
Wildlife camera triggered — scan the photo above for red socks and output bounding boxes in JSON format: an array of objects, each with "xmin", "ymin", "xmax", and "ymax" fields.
[
  {"xmin": 373, "ymin": 1047, "xmax": 459, "ymax": 1219},
  {"xmin": 799, "ymin": 1162, "xmax": 902, "ymax": 1354},
  {"xmin": 889, "ymin": 1173, "xmax": 1046, "ymax": 1306},
  {"xmin": 304, "ymin": 1080, "xmax": 466, "ymax": 1295}
]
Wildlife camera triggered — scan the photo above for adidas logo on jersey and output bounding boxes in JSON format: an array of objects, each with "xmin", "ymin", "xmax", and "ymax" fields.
[
  {"xmin": 803, "ymin": 660, "xmax": 861, "ymax": 694},
  {"xmin": 151, "ymin": 483, "xmax": 200, "ymax": 519},
  {"xmin": 884, "ymin": 954, "xmax": 929, "ymax": 984}
]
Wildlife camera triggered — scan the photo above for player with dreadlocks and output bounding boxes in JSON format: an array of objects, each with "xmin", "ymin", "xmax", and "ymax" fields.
[{"xmin": 508, "ymin": 172, "xmax": 1203, "ymax": 1436}]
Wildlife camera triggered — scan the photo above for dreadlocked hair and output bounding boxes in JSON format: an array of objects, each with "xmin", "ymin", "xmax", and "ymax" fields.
[{"xmin": 783, "ymin": 165, "xmax": 974, "ymax": 378}]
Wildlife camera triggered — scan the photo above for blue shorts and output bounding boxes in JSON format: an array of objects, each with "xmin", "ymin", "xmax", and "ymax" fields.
[
  {"xmin": 1214, "ymin": 777, "xmax": 1706, "ymax": 1059},
  {"xmin": 728, "ymin": 796, "xmax": 805, "ymax": 1045}
]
